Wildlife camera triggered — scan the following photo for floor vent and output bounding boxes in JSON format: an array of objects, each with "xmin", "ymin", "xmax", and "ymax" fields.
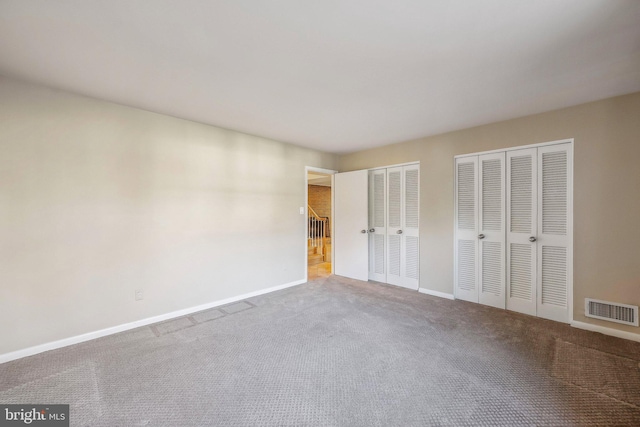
[{"xmin": 585, "ymin": 298, "xmax": 638, "ymax": 327}]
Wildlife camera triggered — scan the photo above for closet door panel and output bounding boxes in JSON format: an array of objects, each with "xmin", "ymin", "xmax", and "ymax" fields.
[
  {"xmin": 402, "ymin": 164, "xmax": 420, "ymax": 290},
  {"xmin": 506, "ymin": 148, "xmax": 537, "ymax": 316},
  {"xmin": 368, "ymin": 170, "xmax": 386, "ymax": 282},
  {"xmin": 386, "ymin": 167, "xmax": 403, "ymax": 286},
  {"xmin": 455, "ymin": 157, "xmax": 478, "ymax": 302},
  {"xmin": 537, "ymin": 143, "xmax": 572, "ymax": 323},
  {"xmin": 478, "ymin": 153, "xmax": 505, "ymax": 309}
]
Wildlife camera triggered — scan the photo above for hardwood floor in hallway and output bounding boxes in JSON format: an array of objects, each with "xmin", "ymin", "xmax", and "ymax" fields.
[{"xmin": 308, "ymin": 262, "xmax": 331, "ymax": 281}]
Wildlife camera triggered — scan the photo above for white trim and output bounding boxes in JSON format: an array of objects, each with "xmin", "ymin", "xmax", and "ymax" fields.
[
  {"xmin": 454, "ymin": 138, "xmax": 574, "ymax": 159},
  {"xmin": 568, "ymin": 141, "xmax": 574, "ymax": 324},
  {"xmin": 571, "ymin": 321, "xmax": 640, "ymax": 343},
  {"xmin": 452, "ymin": 155, "xmax": 457, "ymax": 300},
  {"xmin": 419, "ymin": 288, "xmax": 455, "ymax": 300},
  {"xmin": 368, "ymin": 160, "xmax": 419, "ymax": 171},
  {"xmin": 331, "ymin": 174, "xmax": 335, "ymax": 274},
  {"xmin": 306, "ymin": 166, "xmax": 338, "ymax": 175},
  {"xmin": 0, "ymin": 279, "xmax": 306, "ymax": 365}
]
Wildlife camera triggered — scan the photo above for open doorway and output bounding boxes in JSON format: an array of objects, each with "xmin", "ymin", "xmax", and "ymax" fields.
[{"xmin": 307, "ymin": 169, "xmax": 333, "ymax": 281}]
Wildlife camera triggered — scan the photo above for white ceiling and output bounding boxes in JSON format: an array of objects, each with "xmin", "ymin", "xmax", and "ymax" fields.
[{"xmin": 1, "ymin": 1, "xmax": 639, "ymax": 154}]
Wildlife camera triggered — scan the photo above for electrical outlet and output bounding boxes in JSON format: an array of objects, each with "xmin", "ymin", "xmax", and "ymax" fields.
[
  {"xmin": 135, "ymin": 289, "xmax": 144, "ymax": 301},
  {"xmin": 299, "ymin": 206, "xmax": 304, "ymax": 215}
]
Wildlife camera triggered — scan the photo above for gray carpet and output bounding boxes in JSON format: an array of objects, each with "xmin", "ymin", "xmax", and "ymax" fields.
[{"xmin": 1, "ymin": 275, "xmax": 640, "ymax": 426}]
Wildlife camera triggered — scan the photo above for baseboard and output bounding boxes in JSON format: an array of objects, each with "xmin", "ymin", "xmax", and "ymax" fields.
[
  {"xmin": 571, "ymin": 320, "xmax": 640, "ymax": 343},
  {"xmin": 418, "ymin": 288, "xmax": 455, "ymax": 300},
  {"xmin": 0, "ymin": 278, "xmax": 306, "ymax": 365}
]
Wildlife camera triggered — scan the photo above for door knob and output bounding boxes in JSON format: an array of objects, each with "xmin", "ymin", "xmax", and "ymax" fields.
[
  {"xmin": 478, "ymin": 234, "xmax": 485, "ymax": 240},
  {"xmin": 397, "ymin": 230, "xmax": 403, "ymax": 234},
  {"xmin": 369, "ymin": 228, "xmax": 375, "ymax": 233},
  {"xmin": 361, "ymin": 229, "xmax": 367, "ymax": 234},
  {"xmin": 529, "ymin": 236, "xmax": 537, "ymax": 242}
]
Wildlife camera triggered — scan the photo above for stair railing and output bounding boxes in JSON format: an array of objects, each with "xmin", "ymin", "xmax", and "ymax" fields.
[{"xmin": 308, "ymin": 205, "xmax": 327, "ymax": 260}]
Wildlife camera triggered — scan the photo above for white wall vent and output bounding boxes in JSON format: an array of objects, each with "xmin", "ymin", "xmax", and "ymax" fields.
[{"xmin": 585, "ymin": 298, "xmax": 638, "ymax": 327}]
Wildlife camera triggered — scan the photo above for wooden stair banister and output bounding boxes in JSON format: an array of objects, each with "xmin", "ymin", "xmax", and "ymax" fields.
[{"xmin": 307, "ymin": 204, "xmax": 327, "ymax": 263}]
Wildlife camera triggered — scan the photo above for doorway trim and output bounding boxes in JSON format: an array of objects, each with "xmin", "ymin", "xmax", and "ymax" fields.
[{"xmin": 305, "ymin": 166, "xmax": 337, "ymax": 282}]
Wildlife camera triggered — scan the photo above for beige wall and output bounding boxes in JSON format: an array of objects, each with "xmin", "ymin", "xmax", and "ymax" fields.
[
  {"xmin": 2, "ymin": 74, "xmax": 638, "ymax": 356},
  {"xmin": 339, "ymin": 92, "xmax": 640, "ymax": 336},
  {"xmin": 0, "ymin": 76, "xmax": 336, "ymax": 356}
]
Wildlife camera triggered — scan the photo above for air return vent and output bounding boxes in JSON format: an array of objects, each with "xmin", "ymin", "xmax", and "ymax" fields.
[{"xmin": 585, "ymin": 299, "xmax": 638, "ymax": 327}]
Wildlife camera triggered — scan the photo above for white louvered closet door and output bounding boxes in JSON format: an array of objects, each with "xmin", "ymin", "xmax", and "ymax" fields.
[
  {"xmin": 368, "ymin": 169, "xmax": 386, "ymax": 282},
  {"xmin": 455, "ymin": 157, "xmax": 478, "ymax": 302},
  {"xmin": 506, "ymin": 148, "xmax": 538, "ymax": 316},
  {"xmin": 457, "ymin": 141, "xmax": 572, "ymax": 323},
  {"xmin": 401, "ymin": 164, "xmax": 420, "ymax": 290},
  {"xmin": 478, "ymin": 153, "xmax": 505, "ymax": 309},
  {"xmin": 386, "ymin": 167, "xmax": 404, "ymax": 287},
  {"xmin": 374, "ymin": 164, "xmax": 420, "ymax": 288},
  {"xmin": 536, "ymin": 143, "xmax": 572, "ymax": 323}
]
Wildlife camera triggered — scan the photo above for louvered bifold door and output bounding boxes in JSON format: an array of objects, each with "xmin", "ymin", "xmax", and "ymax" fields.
[
  {"xmin": 401, "ymin": 164, "xmax": 420, "ymax": 290},
  {"xmin": 478, "ymin": 153, "xmax": 505, "ymax": 309},
  {"xmin": 506, "ymin": 148, "xmax": 537, "ymax": 316},
  {"xmin": 536, "ymin": 143, "xmax": 572, "ymax": 323},
  {"xmin": 368, "ymin": 169, "xmax": 386, "ymax": 282},
  {"xmin": 455, "ymin": 157, "xmax": 478, "ymax": 302},
  {"xmin": 386, "ymin": 167, "xmax": 403, "ymax": 287}
]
